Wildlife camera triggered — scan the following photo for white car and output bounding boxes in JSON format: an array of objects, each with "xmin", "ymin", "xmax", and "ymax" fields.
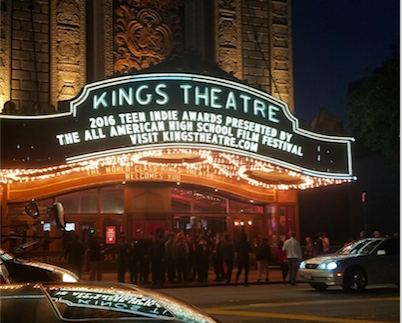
[{"xmin": 299, "ymin": 237, "xmax": 399, "ymax": 291}]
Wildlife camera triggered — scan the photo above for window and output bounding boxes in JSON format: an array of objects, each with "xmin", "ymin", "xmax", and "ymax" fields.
[
  {"xmin": 100, "ymin": 185, "xmax": 124, "ymax": 214},
  {"xmin": 56, "ymin": 189, "xmax": 98, "ymax": 214}
]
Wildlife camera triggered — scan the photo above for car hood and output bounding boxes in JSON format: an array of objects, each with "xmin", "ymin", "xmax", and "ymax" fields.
[{"xmin": 304, "ymin": 253, "xmax": 360, "ymax": 264}]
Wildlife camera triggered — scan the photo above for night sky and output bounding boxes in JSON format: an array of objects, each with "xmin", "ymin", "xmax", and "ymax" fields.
[
  {"xmin": 291, "ymin": 1, "xmax": 400, "ymax": 242},
  {"xmin": 291, "ymin": 0, "xmax": 400, "ymax": 125}
]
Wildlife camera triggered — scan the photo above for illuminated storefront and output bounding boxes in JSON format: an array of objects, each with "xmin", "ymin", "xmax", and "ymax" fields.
[{"xmin": 0, "ymin": 72, "xmax": 355, "ymax": 253}]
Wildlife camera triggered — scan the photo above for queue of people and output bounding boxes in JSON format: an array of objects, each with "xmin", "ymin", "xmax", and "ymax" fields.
[
  {"xmin": 66, "ymin": 228, "xmax": 393, "ymax": 286},
  {"xmin": 65, "ymin": 228, "xmax": 284, "ymax": 285}
]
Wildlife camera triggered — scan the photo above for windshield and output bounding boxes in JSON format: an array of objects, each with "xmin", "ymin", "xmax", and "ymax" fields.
[{"xmin": 338, "ymin": 239, "xmax": 382, "ymax": 255}]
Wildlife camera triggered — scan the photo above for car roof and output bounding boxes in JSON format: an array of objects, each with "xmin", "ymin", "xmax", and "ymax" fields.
[{"xmin": 0, "ymin": 282, "xmax": 217, "ymax": 323}]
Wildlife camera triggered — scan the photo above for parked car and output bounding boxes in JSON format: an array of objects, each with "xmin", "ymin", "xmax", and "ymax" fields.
[
  {"xmin": 0, "ymin": 248, "xmax": 79, "ymax": 284},
  {"xmin": 299, "ymin": 236, "xmax": 400, "ymax": 291},
  {"xmin": 0, "ymin": 281, "xmax": 219, "ymax": 323}
]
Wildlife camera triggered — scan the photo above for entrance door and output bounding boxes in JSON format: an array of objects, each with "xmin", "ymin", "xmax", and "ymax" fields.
[{"xmin": 81, "ymin": 221, "xmax": 96, "ymax": 246}]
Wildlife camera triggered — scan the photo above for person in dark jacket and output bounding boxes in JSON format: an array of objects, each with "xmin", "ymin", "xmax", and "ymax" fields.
[
  {"xmin": 235, "ymin": 233, "xmax": 251, "ymax": 286},
  {"xmin": 88, "ymin": 231, "xmax": 105, "ymax": 281},
  {"xmin": 220, "ymin": 233, "xmax": 234, "ymax": 285},
  {"xmin": 165, "ymin": 232, "xmax": 177, "ymax": 283},
  {"xmin": 212, "ymin": 232, "xmax": 224, "ymax": 281},
  {"xmin": 116, "ymin": 235, "xmax": 130, "ymax": 283},
  {"xmin": 128, "ymin": 237, "xmax": 140, "ymax": 284},
  {"xmin": 195, "ymin": 235, "xmax": 210, "ymax": 282},
  {"xmin": 138, "ymin": 234, "xmax": 151, "ymax": 283},
  {"xmin": 151, "ymin": 228, "xmax": 166, "ymax": 286},
  {"xmin": 256, "ymin": 238, "xmax": 272, "ymax": 283},
  {"xmin": 64, "ymin": 234, "xmax": 85, "ymax": 278}
]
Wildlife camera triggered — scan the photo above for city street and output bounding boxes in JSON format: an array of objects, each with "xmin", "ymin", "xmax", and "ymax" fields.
[{"xmin": 160, "ymin": 283, "xmax": 400, "ymax": 323}]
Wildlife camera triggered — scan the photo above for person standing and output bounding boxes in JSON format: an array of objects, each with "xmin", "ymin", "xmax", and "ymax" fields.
[
  {"xmin": 151, "ymin": 228, "xmax": 166, "ymax": 286},
  {"xmin": 212, "ymin": 232, "xmax": 224, "ymax": 281},
  {"xmin": 175, "ymin": 234, "xmax": 189, "ymax": 283},
  {"xmin": 88, "ymin": 231, "xmax": 105, "ymax": 281},
  {"xmin": 186, "ymin": 234, "xmax": 196, "ymax": 282},
  {"xmin": 138, "ymin": 233, "xmax": 151, "ymax": 284},
  {"xmin": 116, "ymin": 235, "xmax": 130, "ymax": 283},
  {"xmin": 282, "ymin": 232, "xmax": 302, "ymax": 286},
  {"xmin": 64, "ymin": 234, "xmax": 85, "ymax": 278},
  {"xmin": 235, "ymin": 233, "xmax": 251, "ymax": 286},
  {"xmin": 220, "ymin": 233, "xmax": 234, "ymax": 285},
  {"xmin": 195, "ymin": 235, "xmax": 210, "ymax": 282},
  {"xmin": 303, "ymin": 236, "xmax": 314, "ymax": 259},
  {"xmin": 314, "ymin": 232, "xmax": 324, "ymax": 256},
  {"xmin": 276, "ymin": 240, "xmax": 288, "ymax": 284},
  {"xmin": 128, "ymin": 237, "xmax": 140, "ymax": 284},
  {"xmin": 321, "ymin": 232, "xmax": 330, "ymax": 254},
  {"xmin": 165, "ymin": 232, "xmax": 177, "ymax": 283},
  {"xmin": 256, "ymin": 237, "xmax": 272, "ymax": 284}
]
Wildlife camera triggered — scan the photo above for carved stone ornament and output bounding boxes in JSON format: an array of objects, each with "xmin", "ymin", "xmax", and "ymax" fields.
[
  {"xmin": 114, "ymin": 0, "xmax": 184, "ymax": 74},
  {"xmin": 51, "ymin": 0, "xmax": 86, "ymax": 105},
  {"xmin": 215, "ymin": 0, "xmax": 242, "ymax": 79}
]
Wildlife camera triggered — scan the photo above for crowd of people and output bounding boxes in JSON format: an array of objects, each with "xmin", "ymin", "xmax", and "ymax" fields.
[
  {"xmin": 64, "ymin": 228, "xmax": 391, "ymax": 287},
  {"xmin": 64, "ymin": 228, "xmax": 281, "ymax": 286}
]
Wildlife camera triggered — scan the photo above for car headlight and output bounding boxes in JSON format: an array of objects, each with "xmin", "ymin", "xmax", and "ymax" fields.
[
  {"xmin": 318, "ymin": 261, "xmax": 338, "ymax": 270},
  {"xmin": 299, "ymin": 261, "xmax": 306, "ymax": 269},
  {"xmin": 63, "ymin": 273, "xmax": 78, "ymax": 282}
]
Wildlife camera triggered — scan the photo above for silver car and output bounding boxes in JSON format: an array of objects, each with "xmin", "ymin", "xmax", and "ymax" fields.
[
  {"xmin": 299, "ymin": 237, "xmax": 399, "ymax": 291},
  {"xmin": 0, "ymin": 282, "xmax": 219, "ymax": 323}
]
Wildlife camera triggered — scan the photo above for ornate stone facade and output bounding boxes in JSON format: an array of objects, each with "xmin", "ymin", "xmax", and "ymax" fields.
[
  {"xmin": 215, "ymin": 0, "xmax": 243, "ymax": 79},
  {"xmin": 113, "ymin": 0, "xmax": 184, "ymax": 74},
  {"xmin": 4, "ymin": 0, "xmax": 293, "ymax": 112},
  {"xmin": 51, "ymin": 0, "xmax": 86, "ymax": 105},
  {"xmin": 269, "ymin": 0, "xmax": 294, "ymax": 110},
  {"xmin": 0, "ymin": 0, "xmax": 11, "ymax": 107}
]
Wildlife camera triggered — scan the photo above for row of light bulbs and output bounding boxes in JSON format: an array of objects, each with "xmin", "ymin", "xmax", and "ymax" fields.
[{"xmin": 0, "ymin": 149, "xmax": 351, "ymax": 190}]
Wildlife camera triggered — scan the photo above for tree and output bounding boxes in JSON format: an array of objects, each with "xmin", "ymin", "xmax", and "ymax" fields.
[{"xmin": 345, "ymin": 42, "xmax": 400, "ymax": 166}]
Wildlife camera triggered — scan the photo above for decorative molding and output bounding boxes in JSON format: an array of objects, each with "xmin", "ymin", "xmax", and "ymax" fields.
[
  {"xmin": 113, "ymin": 0, "xmax": 184, "ymax": 74},
  {"xmin": 215, "ymin": 0, "xmax": 243, "ymax": 79},
  {"xmin": 51, "ymin": 0, "xmax": 86, "ymax": 107},
  {"xmin": 0, "ymin": 0, "xmax": 11, "ymax": 109},
  {"xmin": 269, "ymin": 0, "xmax": 294, "ymax": 112},
  {"xmin": 104, "ymin": 0, "xmax": 114, "ymax": 77}
]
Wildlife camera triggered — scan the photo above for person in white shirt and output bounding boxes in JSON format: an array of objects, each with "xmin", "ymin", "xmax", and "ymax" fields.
[{"xmin": 282, "ymin": 232, "xmax": 302, "ymax": 286}]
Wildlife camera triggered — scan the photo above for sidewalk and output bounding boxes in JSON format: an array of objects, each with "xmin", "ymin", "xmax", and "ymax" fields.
[{"xmin": 86, "ymin": 266, "xmax": 288, "ymax": 289}]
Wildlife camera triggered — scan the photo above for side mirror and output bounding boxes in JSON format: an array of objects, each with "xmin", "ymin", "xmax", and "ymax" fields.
[
  {"xmin": 46, "ymin": 202, "xmax": 65, "ymax": 229},
  {"xmin": 25, "ymin": 200, "xmax": 39, "ymax": 219}
]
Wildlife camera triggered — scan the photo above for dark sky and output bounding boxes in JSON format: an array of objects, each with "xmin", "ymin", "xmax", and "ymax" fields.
[{"xmin": 291, "ymin": 0, "xmax": 400, "ymax": 125}]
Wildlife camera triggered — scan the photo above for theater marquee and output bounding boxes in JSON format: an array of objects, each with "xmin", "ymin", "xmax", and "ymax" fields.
[
  {"xmin": 50, "ymin": 73, "xmax": 354, "ymax": 180},
  {"xmin": 0, "ymin": 73, "xmax": 355, "ymax": 191}
]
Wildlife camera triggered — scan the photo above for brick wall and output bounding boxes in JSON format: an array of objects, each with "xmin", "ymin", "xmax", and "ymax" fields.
[{"xmin": 11, "ymin": 0, "xmax": 49, "ymax": 110}]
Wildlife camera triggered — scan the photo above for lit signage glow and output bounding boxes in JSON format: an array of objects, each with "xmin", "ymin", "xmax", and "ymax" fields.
[
  {"xmin": 0, "ymin": 73, "xmax": 355, "ymax": 181},
  {"xmin": 106, "ymin": 226, "xmax": 116, "ymax": 244}
]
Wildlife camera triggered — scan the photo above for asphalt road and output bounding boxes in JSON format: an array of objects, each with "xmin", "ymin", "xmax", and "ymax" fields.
[{"xmin": 159, "ymin": 283, "xmax": 400, "ymax": 323}]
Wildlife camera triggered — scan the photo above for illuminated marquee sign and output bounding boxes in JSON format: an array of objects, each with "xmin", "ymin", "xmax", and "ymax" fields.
[{"xmin": 1, "ymin": 73, "xmax": 355, "ymax": 179}]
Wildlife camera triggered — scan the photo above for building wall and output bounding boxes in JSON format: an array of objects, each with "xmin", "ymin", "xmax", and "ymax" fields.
[
  {"xmin": 0, "ymin": 0, "xmax": 293, "ymax": 112},
  {"xmin": 2, "ymin": 0, "xmax": 50, "ymax": 111},
  {"xmin": 0, "ymin": 0, "xmax": 299, "ymax": 250}
]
